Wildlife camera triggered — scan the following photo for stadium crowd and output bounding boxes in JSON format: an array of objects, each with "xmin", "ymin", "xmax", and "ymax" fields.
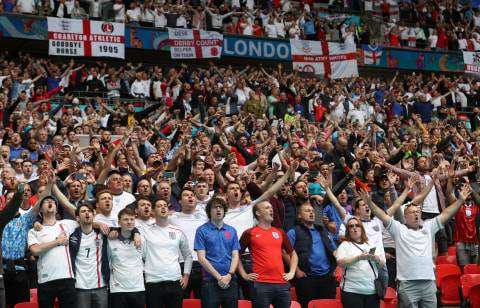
[
  {"xmin": 0, "ymin": 48, "xmax": 479, "ymax": 308},
  {"xmin": 3, "ymin": 0, "xmax": 480, "ymax": 51}
]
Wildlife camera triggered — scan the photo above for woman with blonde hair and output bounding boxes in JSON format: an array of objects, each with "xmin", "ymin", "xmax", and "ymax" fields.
[{"xmin": 336, "ymin": 216, "xmax": 384, "ymax": 308}]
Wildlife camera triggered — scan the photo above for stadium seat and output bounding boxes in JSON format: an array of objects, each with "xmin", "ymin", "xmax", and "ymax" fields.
[
  {"xmin": 290, "ymin": 301, "xmax": 301, "ymax": 308},
  {"xmin": 439, "ymin": 273, "xmax": 461, "ymax": 305},
  {"xmin": 447, "ymin": 246, "xmax": 457, "ymax": 256},
  {"xmin": 335, "ymin": 287, "xmax": 340, "ymax": 299},
  {"xmin": 307, "ymin": 299, "xmax": 342, "ymax": 308},
  {"xmin": 380, "ymin": 287, "xmax": 397, "ymax": 308},
  {"xmin": 290, "ymin": 287, "xmax": 297, "ymax": 301},
  {"xmin": 470, "ymin": 284, "xmax": 480, "ymax": 308},
  {"xmin": 238, "ymin": 300, "xmax": 252, "ymax": 308},
  {"xmin": 14, "ymin": 303, "xmax": 38, "ymax": 308},
  {"xmin": 183, "ymin": 299, "xmax": 201, "ymax": 308},
  {"xmin": 29, "ymin": 289, "xmax": 37, "ymax": 303},
  {"xmin": 436, "ymin": 264, "xmax": 461, "ymax": 288},
  {"xmin": 460, "ymin": 274, "xmax": 480, "ymax": 307},
  {"xmin": 436, "ymin": 255, "xmax": 457, "ymax": 265},
  {"xmin": 464, "ymin": 264, "xmax": 480, "ymax": 274}
]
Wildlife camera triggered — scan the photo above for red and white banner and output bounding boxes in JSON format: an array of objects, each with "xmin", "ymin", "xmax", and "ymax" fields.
[
  {"xmin": 168, "ymin": 28, "xmax": 223, "ymax": 59},
  {"xmin": 290, "ymin": 40, "xmax": 358, "ymax": 79},
  {"xmin": 463, "ymin": 51, "xmax": 480, "ymax": 74},
  {"xmin": 47, "ymin": 17, "xmax": 125, "ymax": 59}
]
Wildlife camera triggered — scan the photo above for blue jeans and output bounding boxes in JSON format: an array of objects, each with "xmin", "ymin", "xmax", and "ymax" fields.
[
  {"xmin": 201, "ymin": 279, "xmax": 238, "ymax": 308},
  {"xmin": 252, "ymin": 282, "xmax": 291, "ymax": 308}
]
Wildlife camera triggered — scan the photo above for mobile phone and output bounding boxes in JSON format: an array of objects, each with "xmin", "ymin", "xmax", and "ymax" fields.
[
  {"xmin": 75, "ymin": 173, "xmax": 86, "ymax": 180},
  {"xmin": 369, "ymin": 247, "xmax": 376, "ymax": 255},
  {"xmin": 163, "ymin": 172, "xmax": 175, "ymax": 178}
]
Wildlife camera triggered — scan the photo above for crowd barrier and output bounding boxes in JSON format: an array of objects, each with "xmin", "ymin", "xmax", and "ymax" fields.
[{"xmin": 0, "ymin": 13, "xmax": 466, "ymax": 73}]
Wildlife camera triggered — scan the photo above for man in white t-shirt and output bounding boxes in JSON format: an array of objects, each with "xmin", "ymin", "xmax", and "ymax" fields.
[
  {"xmin": 95, "ymin": 189, "xmax": 118, "ymax": 227},
  {"xmin": 28, "ymin": 195, "xmax": 79, "ymax": 308},
  {"xmin": 170, "ymin": 188, "xmax": 208, "ymax": 299},
  {"xmin": 106, "ymin": 170, "xmax": 136, "ymax": 220},
  {"xmin": 70, "ymin": 202, "xmax": 108, "ymax": 308},
  {"xmin": 360, "ymin": 184, "xmax": 472, "ymax": 308},
  {"xmin": 142, "ymin": 198, "xmax": 192, "ymax": 308},
  {"xmin": 134, "ymin": 196, "xmax": 155, "ymax": 231},
  {"xmin": 108, "ymin": 207, "xmax": 145, "ymax": 308}
]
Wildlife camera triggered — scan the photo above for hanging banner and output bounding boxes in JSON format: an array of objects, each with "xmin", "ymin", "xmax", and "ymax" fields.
[
  {"xmin": 47, "ymin": 17, "xmax": 125, "ymax": 59},
  {"xmin": 463, "ymin": 51, "xmax": 480, "ymax": 74},
  {"xmin": 167, "ymin": 28, "xmax": 223, "ymax": 59},
  {"xmin": 290, "ymin": 39, "xmax": 358, "ymax": 79}
]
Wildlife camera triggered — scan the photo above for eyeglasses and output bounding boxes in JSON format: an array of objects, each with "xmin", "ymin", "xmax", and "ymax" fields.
[{"xmin": 347, "ymin": 224, "xmax": 360, "ymax": 229}]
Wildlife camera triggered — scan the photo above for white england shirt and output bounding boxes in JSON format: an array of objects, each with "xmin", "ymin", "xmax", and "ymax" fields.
[
  {"xmin": 75, "ymin": 231, "xmax": 106, "ymax": 289},
  {"xmin": 28, "ymin": 220, "xmax": 78, "ymax": 284}
]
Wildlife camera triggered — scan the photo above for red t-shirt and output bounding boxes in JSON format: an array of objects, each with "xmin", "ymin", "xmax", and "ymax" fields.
[
  {"xmin": 453, "ymin": 203, "xmax": 479, "ymax": 244},
  {"xmin": 240, "ymin": 226, "xmax": 293, "ymax": 283}
]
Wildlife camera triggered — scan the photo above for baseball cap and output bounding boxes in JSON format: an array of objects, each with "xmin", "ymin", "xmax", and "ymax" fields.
[{"xmin": 308, "ymin": 183, "xmax": 325, "ymax": 197}]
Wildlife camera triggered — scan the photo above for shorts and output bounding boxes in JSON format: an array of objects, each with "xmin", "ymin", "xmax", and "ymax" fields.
[{"xmin": 456, "ymin": 242, "xmax": 479, "ymax": 266}]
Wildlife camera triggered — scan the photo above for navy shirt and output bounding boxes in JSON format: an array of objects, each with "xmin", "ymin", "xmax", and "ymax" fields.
[
  {"xmin": 194, "ymin": 221, "xmax": 240, "ymax": 281},
  {"xmin": 414, "ymin": 101, "xmax": 433, "ymax": 122},
  {"xmin": 287, "ymin": 227, "xmax": 336, "ymax": 276}
]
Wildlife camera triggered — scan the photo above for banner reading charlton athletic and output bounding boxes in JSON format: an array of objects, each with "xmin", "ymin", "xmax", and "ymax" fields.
[
  {"xmin": 290, "ymin": 39, "xmax": 358, "ymax": 79},
  {"xmin": 168, "ymin": 28, "xmax": 223, "ymax": 59},
  {"xmin": 47, "ymin": 17, "xmax": 125, "ymax": 59}
]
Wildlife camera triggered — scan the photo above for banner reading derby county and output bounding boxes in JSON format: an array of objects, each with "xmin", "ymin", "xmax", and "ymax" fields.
[
  {"xmin": 47, "ymin": 17, "xmax": 125, "ymax": 59},
  {"xmin": 168, "ymin": 28, "xmax": 223, "ymax": 59}
]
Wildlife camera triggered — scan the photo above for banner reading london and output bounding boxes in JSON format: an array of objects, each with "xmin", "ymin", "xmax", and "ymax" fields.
[
  {"xmin": 47, "ymin": 17, "xmax": 125, "ymax": 59},
  {"xmin": 168, "ymin": 28, "xmax": 223, "ymax": 59}
]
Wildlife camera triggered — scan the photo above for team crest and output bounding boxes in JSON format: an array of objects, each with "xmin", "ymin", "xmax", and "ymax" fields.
[
  {"xmin": 169, "ymin": 232, "xmax": 176, "ymax": 240},
  {"xmin": 272, "ymin": 231, "xmax": 280, "ymax": 239},
  {"xmin": 373, "ymin": 225, "xmax": 380, "ymax": 232},
  {"xmin": 224, "ymin": 231, "xmax": 231, "ymax": 240}
]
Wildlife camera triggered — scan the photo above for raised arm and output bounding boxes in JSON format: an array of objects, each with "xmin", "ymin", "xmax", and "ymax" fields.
[
  {"xmin": 251, "ymin": 161, "xmax": 296, "ymax": 206},
  {"xmin": 438, "ymin": 184, "xmax": 472, "ymax": 226},
  {"xmin": 386, "ymin": 177, "xmax": 416, "ymax": 217},
  {"xmin": 317, "ymin": 175, "xmax": 346, "ymax": 221},
  {"xmin": 358, "ymin": 189, "xmax": 391, "ymax": 227}
]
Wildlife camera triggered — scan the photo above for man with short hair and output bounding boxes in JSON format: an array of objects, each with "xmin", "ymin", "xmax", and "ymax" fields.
[
  {"xmin": 238, "ymin": 201, "xmax": 298, "ymax": 308},
  {"xmin": 194, "ymin": 197, "xmax": 240, "ymax": 308},
  {"xmin": 27, "ymin": 194, "xmax": 79, "ymax": 308},
  {"xmin": 69, "ymin": 203, "xmax": 109, "ymax": 308},
  {"xmin": 360, "ymin": 183, "xmax": 472, "ymax": 308},
  {"xmin": 95, "ymin": 190, "xmax": 117, "ymax": 227},
  {"xmin": 134, "ymin": 196, "xmax": 155, "ymax": 230},
  {"xmin": 143, "ymin": 198, "xmax": 193, "ymax": 308},
  {"xmin": 287, "ymin": 203, "xmax": 337, "ymax": 308},
  {"xmin": 170, "ymin": 188, "xmax": 208, "ymax": 299},
  {"xmin": 108, "ymin": 207, "xmax": 145, "ymax": 308},
  {"xmin": 106, "ymin": 170, "xmax": 136, "ymax": 219}
]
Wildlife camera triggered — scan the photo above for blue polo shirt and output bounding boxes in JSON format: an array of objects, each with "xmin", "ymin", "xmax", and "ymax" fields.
[
  {"xmin": 194, "ymin": 221, "xmax": 240, "ymax": 281},
  {"xmin": 287, "ymin": 227, "xmax": 335, "ymax": 276}
]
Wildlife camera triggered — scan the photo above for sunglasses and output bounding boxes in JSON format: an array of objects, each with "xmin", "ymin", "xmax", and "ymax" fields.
[{"xmin": 348, "ymin": 224, "xmax": 360, "ymax": 229}]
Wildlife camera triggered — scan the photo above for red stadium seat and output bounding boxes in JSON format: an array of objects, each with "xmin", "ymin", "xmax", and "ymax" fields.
[
  {"xmin": 183, "ymin": 299, "xmax": 201, "ymax": 308},
  {"xmin": 380, "ymin": 287, "xmax": 397, "ymax": 308},
  {"xmin": 238, "ymin": 300, "xmax": 252, "ymax": 308},
  {"xmin": 436, "ymin": 255, "xmax": 457, "ymax": 265},
  {"xmin": 447, "ymin": 246, "xmax": 456, "ymax": 256},
  {"xmin": 470, "ymin": 284, "xmax": 480, "ymax": 308},
  {"xmin": 290, "ymin": 301, "xmax": 301, "ymax": 308},
  {"xmin": 460, "ymin": 274, "xmax": 480, "ymax": 307},
  {"xmin": 464, "ymin": 264, "xmax": 480, "ymax": 274},
  {"xmin": 439, "ymin": 274, "xmax": 461, "ymax": 305},
  {"xmin": 307, "ymin": 299, "xmax": 342, "ymax": 308},
  {"xmin": 335, "ymin": 287, "xmax": 340, "ymax": 299},
  {"xmin": 14, "ymin": 303, "xmax": 38, "ymax": 308},
  {"xmin": 29, "ymin": 289, "xmax": 37, "ymax": 303},
  {"xmin": 436, "ymin": 264, "xmax": 461, "ymax": 288},
  {"xmin": 290, "ymin": 287, "xmax": 297, "ymax": 301}
]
